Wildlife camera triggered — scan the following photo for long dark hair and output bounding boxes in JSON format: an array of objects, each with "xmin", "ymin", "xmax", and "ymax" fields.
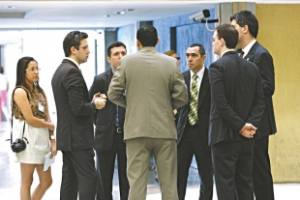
[{"xmin": 15, "ymin": 56, "xmax": 45, "ymax": 96}]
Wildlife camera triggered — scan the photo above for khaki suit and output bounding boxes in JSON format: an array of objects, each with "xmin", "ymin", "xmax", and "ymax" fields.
[{"xmin": 108, "ymin": 47, "xmax": 188, "ymax": 200}]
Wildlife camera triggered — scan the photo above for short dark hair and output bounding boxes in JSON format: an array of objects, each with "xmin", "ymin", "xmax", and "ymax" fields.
[
  {"xmin": 189, "ymin": 43, "xmax": 206, "ymax": 55},
  {"xmin": 216, "ymin": 24, "xmax": 238, "ymax": 49},
  {"xmin": 63, "ymin": 31, "xmax": 88, "ymax": 57},
  {"xmin": 137, "ymin": 26, "xmax": 158, "ymax": 47},
  {"xmin": 107, "ymin": 41, "xmax": 127, "ymax": 57},
  {"xmin": 230, "ymin": 10, "xmax": 259, "ymax": 38}
]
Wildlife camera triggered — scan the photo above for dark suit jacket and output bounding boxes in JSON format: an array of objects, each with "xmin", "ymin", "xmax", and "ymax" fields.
[
  {"xmin": 89, "ymin": 69, "xmax": 125, "ymax": 151},
  {"xmin": 177, "ymin": 68, "xmax": 210, "ymax": 145},
  {"xmin": 52, "ymin": 59, "xmax": 95, "ymax": 151},
  {"xmin": 209, "ymin": 51, "xmax": 265, "ymax": 145},
  {"xmin": 244, "ymin": 42, "xmax": 277, "ymax": 138}
]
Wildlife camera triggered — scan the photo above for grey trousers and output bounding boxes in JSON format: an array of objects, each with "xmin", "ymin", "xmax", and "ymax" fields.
[{"xmin": 126, "ymin": 138, "xmax": 178, "ymax": 200}]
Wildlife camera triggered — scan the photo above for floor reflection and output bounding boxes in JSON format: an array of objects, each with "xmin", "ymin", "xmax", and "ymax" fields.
[{"xmin": 1, "ymin": 121, "xmax": 300, "ymax": 200}]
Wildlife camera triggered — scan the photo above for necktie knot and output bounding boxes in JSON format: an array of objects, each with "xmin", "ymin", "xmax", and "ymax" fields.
[
  {"xmin": 192, "ymin": 73, "xmax": 198, "ymax": 81},
  {"xmin": 239, "ymin": 50, "xmax": 245, "ymax": 58}
]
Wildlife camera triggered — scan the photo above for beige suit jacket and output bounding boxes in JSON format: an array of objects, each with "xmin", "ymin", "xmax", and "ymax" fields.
[{"xmin": 108, "ymin": 47, "xmax": 188, "ymax": 140}]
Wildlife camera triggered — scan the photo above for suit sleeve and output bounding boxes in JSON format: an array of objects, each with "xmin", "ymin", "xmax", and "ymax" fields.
[
  {"xmin": 170, "ymin": 69, "xmax": 188, "ymax": 109},
  {"xmin": 247, "ymin": 68, "xmax": 266, "ymax": 127},
  {"xmin": 108, "ymin": 66, "xmax": 126, "ymax": 107},
  {"xmin": 256, "ymin": 52, "xmax": 275, "ymax": 97},
  {"xmin": 89, "ymin": 75, "xmax": 106, "ymax": 99},
  {"xmin": 89, "ymin": 75, "xmax": 105, "ymax": 123},
  {"xmin": 209, "ymin": 63, "xmax": 245, "ymax": 131},
  {"xmin": 89, "ymin": 76, "xmax": 99, "ymax": 100},
  {"xmin": 63, "ymin": 68, "xmax": 94, "ymax": 116}
]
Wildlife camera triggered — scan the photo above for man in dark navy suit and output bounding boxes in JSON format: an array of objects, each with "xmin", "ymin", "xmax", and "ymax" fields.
[
  {"xmin": 209, "ymin": 24, "xmax": 265, "ymax": 200},
  {"xmin": 231, "ymin": 10, "xmax": 277, "ymax": 200},
  {"xmin": 89, "ymin": 41, "xmax": 129, "ymax": 200},
  {"xmin": 176, "ymin": 43, "xmax": 213, "ymax": 200}
]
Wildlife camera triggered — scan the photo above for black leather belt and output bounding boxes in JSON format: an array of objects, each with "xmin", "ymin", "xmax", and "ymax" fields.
[{"xmin": 116, "ymin": 127, "xmax": 123, "ymax": 134}]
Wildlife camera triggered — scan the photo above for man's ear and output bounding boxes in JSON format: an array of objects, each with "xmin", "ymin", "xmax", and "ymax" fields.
[
  {"xmin": 242, "ymin": 25, "xmax": 249, "ymax": 35},
  {"xmin": 107, "ymin": 56, "xmax": 111, "ymax": 64},
  {"xmin": 137, "ymin": 40, "xmax": 142, "ymax": 49},
  {"xmin": 70, "ymin": 46, "xmax": 77, "ymax": 55},
  {"xmin": 220, "ymin": 38, "xmax": 226, "ymax": 47},
  {"xmin": 156, "ymin": 37, "xmax": 160, "ymax": 45}
]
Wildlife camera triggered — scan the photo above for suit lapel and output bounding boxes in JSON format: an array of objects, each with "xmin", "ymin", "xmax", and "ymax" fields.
[
  {"xmin": 197, "ymin": 68, "xmax": 209, "ymax": 110},
  {"xmin": 63, "ymin": 59, "xmax": 89, "ymax": 93},
  {"xmin": 105, "ymin": 69, "xmax": 113, "ymax": 92},
  {"xmin": 244, "ymin": 42, "xmax": 258, "ymax": 62},
  {"xmin": 184, "ymin": 68, "xmax": 208, "ymax": 110},
  {"xmin": 183, "ymin": 71, "xmax": 191, "ymax": 99}
]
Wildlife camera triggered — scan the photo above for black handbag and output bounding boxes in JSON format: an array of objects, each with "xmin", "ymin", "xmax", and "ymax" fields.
[{"xmin": 10, "ymin": 120, "xmax": 29, "ymax": 153}]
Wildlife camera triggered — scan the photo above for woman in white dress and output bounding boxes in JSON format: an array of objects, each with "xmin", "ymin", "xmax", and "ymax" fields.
[{"xmin": 12, "ymin": 56, "xmax": 56, "ymax": 200}]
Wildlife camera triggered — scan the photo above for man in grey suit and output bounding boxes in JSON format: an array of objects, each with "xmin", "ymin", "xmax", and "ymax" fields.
[
  {"xmin": 108, "ymin": 26, "xmax": 188, "ymax": 200},
  {"xmin": 52, "ymin": 31, "xmax": 106, "ymax": 200}
]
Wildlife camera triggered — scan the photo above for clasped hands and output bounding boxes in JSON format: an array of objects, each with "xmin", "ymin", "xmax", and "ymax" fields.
[
  {"xmin": 240, "ymin": 123, "xmax": 257, "ymax": 139},
  {"xmin": 93, "ymin": 92, "xmax": 107, "ymax": 109}
]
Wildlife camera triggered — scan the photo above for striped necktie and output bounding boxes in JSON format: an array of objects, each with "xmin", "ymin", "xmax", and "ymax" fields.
[{"xmin": 188, "ymin": 73, "xmax": 199, "ymax": 125}]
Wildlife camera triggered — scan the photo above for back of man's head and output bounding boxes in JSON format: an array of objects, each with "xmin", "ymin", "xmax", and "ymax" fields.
[
  {"xmin": 137, "ymin": 26, "xmax": 158, "ymax": 47},
  {"xmin": 216, "ymin": 24, "xmax": 239, "ymax": 49},
  {"xmin": 230, "ymin": 10, "xmax": 259, "ymax": 38}
]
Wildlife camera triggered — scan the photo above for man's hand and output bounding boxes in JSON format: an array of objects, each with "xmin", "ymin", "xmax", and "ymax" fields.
[
  {"xmin": 240, "ymin": 123, "xmax": 257, "ymax": 138},
  {"xmin": 93, "ymin": 93, "xmax": 107, "ymax": 109}
]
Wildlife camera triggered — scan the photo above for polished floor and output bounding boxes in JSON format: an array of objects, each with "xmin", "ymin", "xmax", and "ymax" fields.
[{"xmin": 1, "ymin": 121, "xmax": 300, "ymax": 200}]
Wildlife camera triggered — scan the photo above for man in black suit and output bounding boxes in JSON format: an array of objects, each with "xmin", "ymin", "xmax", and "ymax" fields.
[
  {"xmin": 89, "ymin": 41, "xmax": 129, "ymax": 200},
  {"xmin": 209, "ymin": 24, "xmax": 265, "ymax": 200},
  {"xmin": 231, "ymin": 11, "xmax": 277, "ymax": 200},
  {"xmin": 176, "ymin": 43, "xmax": 213, "ymax": 200},
  {"xmin": 52, "ymin": 31, "xmax": 106, "ymax": 200}
]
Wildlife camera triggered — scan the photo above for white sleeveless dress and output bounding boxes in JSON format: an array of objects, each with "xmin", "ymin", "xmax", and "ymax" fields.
[{"xmin": 13, "ymin": 117, "xmax": 50, "ymax": 164}]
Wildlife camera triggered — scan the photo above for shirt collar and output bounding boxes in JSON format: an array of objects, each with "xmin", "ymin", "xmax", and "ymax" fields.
[
  {"xmin": 221, "ymin": 49, "xmax": 235, "ymax": 57},
  {"xmin": 139, "ymin": 47, "xmax": 156, "ymax": 53},
  {"xmin": 242, "ymin": 39, "xmax": 256, "ymax": 57},
  {"xmin": 65, "ymin": 57, "xmax": 80, "ymax": 68},
  {"xmin": 190, "ymin": 65, "xmax": 205, "ymax": 78}
]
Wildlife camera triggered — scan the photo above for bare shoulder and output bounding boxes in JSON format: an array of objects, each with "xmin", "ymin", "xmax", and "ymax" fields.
[{"xmin": 13, "ymin": 88, "xmax": 28, "ymax": 99}]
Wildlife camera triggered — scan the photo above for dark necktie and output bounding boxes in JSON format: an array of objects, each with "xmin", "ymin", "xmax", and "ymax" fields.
[{"xmin": 239, "ymin": 50, "xmax": 245, "ymax": 58}]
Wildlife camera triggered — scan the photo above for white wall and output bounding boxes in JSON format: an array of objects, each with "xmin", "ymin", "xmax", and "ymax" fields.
[{"xmin": 0, "ymin": 29, "xmax": 105, "ymax": 119}]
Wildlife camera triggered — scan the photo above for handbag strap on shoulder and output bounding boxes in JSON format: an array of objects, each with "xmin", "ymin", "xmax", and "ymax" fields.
[{"xmin": 10, "ymin": 86, "xmax": 29, "ymax": 144}]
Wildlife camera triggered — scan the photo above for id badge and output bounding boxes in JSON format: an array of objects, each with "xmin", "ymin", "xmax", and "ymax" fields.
[{"xmin": 38, "ymin": 102, "xmax": 45, "ymax": 113}]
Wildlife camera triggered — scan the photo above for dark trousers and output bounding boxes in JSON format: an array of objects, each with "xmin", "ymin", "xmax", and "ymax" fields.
[
  {"xmin": 253, "ymin": 137, "xmax": 274, "ymax": 200},
  {"xmin": 60, "ymin": 149, "xmax": 97, "ymax": 200},
  {"xmin": 177, "ymin": 125, "xmax": 213, "ymax": 200},
  {"xmin": 212, "ymin": 140, "xmax": 254, "ymax": 200},
  {"xmin": 96, "ymin": 133, "xmax": 129, "ymax": 200}
]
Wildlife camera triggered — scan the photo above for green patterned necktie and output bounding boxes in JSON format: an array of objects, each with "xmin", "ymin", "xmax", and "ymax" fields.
[{"xmin": 188, "ymin": 73, "xmax": 199, "ymax": 125}]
